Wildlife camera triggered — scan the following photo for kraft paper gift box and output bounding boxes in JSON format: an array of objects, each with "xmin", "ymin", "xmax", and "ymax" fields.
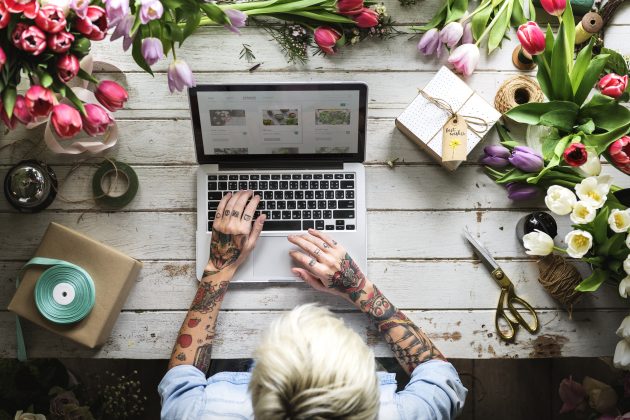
[
  {"xmin": 8, "ymin": 222, "xmax": 143, "ymax": 348},
  {"xmin": 395, "ymin": 66, "xmax": 501, "ymax": 171}
]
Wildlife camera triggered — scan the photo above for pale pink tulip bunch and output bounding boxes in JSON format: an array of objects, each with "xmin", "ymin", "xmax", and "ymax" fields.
[{"xmin": 417, "ymin": 19, "xmax": 480, "ymax": 77}]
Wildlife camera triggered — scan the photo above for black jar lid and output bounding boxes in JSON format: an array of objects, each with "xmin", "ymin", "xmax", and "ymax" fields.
[{"xmin": 3, "ymin": 160, "xmax": 58, "ymax": 213}]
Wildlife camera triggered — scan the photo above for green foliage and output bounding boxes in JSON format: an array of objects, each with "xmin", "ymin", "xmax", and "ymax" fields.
[
  {"xmin": 576, "ymin": 268, "xmax": 608, "ymax": 292},
  {"xmin": 602, "ymin": 47, "xmax": 629, "ymax": 76}
]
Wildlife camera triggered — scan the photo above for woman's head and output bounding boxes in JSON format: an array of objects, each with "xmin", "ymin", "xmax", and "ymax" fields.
[{"xmin": 249, "ymin": 304, "xmax": 380, "ymax": 420}]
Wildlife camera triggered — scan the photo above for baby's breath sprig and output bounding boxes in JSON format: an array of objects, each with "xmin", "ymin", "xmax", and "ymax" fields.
[{"xmin": 261, "ymin": 23, "xmax": 311, "ymax": 64}]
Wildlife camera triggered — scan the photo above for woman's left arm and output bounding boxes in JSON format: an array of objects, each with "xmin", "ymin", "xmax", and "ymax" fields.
[{"xmin": 168, "ymin": 190, "xmax": 266, "ymax": 372}]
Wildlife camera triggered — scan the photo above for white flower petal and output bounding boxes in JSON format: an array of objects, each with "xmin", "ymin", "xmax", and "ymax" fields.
[
  {"xmin": 545, "ymin": 185, "xmax": 577, "ymax": 215},
  {"xmin": 565, "ymin": 230, "xmax": 593, "ymax": 259},
  {"xmin": 620, "ymin": 276, "xmax": 630, "ymax": 298},
  {"xmin": 609, "ymin": 209, "xmax": 630, "ymax": 233},
  {"xmin": 570, "ymin": 201, "xmax": 597, "ymax": 225},
  {"xmin": 614, "ymin": 339, "xmax": 630, "ymax": 370},
  {"xmin": 523, "ymin": 230, "xmax": 555, "ymax": 256}
]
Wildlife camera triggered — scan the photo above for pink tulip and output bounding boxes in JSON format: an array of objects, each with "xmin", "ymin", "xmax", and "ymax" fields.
[
  {"xmin": 95, "ymin": 80, "xmax": 128, "ymax": 111},
  {"xmin": 139, "ymin": 0, "xmax": 163, "ymax": 24},
  {"xmin": 20, "ymin": 25, "xmax": 47, "ymax": 56},
  {"xmin": 314, "ymin": 26, "xmax": 342, "ymax": 55},
  {"xmin": 104, "ymin": 0, "xmax": 130, "ymax": 26},
  {"xmin": 35, "ymin": 5, "xmax": 67, "ymax": 33},
  {"xmin": 354, "ymin": 7, "xmax": 378, "ymax": 28},
  {"xmin": 56, "ymin": 54, "xmax": 80, "ymax": 82},
  {"xmin": 48, "ymin": 31, "xmax": 75, "ymax": 53},
  {"xmin": 0, "ymin": 1, "xmax": 10, "ymax": 29},
  {"xmin": 448, "ymin": 43, "xmax": 480, "ymax": 76},
  {"xmin": 337, "ymin": 0, "xmax": 363, "ymax": 15},
  {"xmin": 81, "ymin": 103, "xmax": 114, "ymax": 136},
  {"xmin": 70, "ymin": 0, "xmax": 89, "ymax": 18},
  {"xmin": 51, "ymin": 104, "xmax": 82, "ymax": 138},
  {"xmin": 11, "ymin": 23, "xmax": 29, "ymax": 49},
  {"xmin": 418, "ymin": 28, "xmax": 440, "ymax": 55},
  {"xmin": 141, "ymin": 37, "xmax": 163, "ymax": 66},
  {"xmin": 439, "ymin": 22, "xmax": 463, "ymax": 48},
  {"xmin": 4, "ymin": 0, "xmax": 39, "ymax": 19},
  {"xmin": 517, "ymin": 21, "xmax": 546, "ymax": 56},
  {"xmin": 540, "ymin": 0, "xmax": 566, "ymax": 16},
  {"xmin": 76, "ymin": 6, "xmax": 108, "ymax": 40},
  {"xmin": 0, "ymin": 102, "xmax": 18, "ymax": 130},
  {"xmin": 13, "ymin": 95, "xmax": 34, "ymax": 125},
  {"xmin": 462, "ymin": 21, "xmax": 473, "ymax": 44},
  {"xmin": 25, "ymin": 85, "xmax": 56, "ymax": 118},
  {"xmin": 224, "ymin": 9, "xmax": 247, "ymax": 34},
  {"xmin": 110, "ymin": 14, "xmax": 134, "ymax": 52},
  {"xmin": 609, "ymin": 136, "xmax": 630, "ymax": 175},
  {"xmin": 598, "ymin": 73, "xmax": 628, "ymax": 99},
  {"xmin": 0, "ymin": 46, "xmax": 5, "ymax": 71},
  {"xmin": 167, "ymin": 60, "xmax": 195, "ymax": 93}
]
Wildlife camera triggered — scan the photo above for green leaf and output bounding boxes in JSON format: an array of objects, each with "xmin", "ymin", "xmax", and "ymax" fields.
[
  {"xmin": 534, "ymin": 55, "xmax": 553, "ymax": 99},
  {"xmin": 445, "ymin": 0, "xmax": 468, "ymax": 24},
  {"xmin": 63, "ymin": 88, "xmax": 86, "ymax": 115},
  {"xmin": 542, "ymin": 24, "xmax": 554, "ymax": 67},
  {"xmin": 574, "ymin": 54, "xmax": 610, "ymax": 106},
  {"xmin": 200, "ymin": 2, "xmax": 228, "ymax": 23},
  {"xmin": 561, "ymin": 1, "xmax": 575, "ymax": 71},
  {"xmin": 417, "ymin": 1, "xmax": 448, "ymax": 32},
  {"xmin": 487, "ymin": 0, "xmax": 512, "ymax": 53},
  {"xmin": 527, "ymin": 135, "xmax": 570, "ymax": 183},
  {"xmin": 598, "ymin": 233, "xmax": 626, "ymax": 257},
  {"xmin": 39, "ymin": 72, "xmax": 53, "ymax": 88},
  {"xmin": 183, "ymin": 11, "xmax": 201, "ymax": 41},
  {"xmin": 579, "ymin": 94, "xmax": 630, "ymax": 131},
  {"xmin": 506, "ymin": 101, "xmax": 579, "ymax": 125},
  {"xmin": 602, "ymin": 47, "xmax": 629, "ymax": 76},
  {"xmin": 550, "ymin": 23, "xmax": 573, "ymax": 101},
  {"xmin": 570, "ymin": 37, "xmax": 594, "ymax": 94},
  {"xmin": 471, "ymin": 1, "xmax": 493, "ymax": 40},
  {"xmin": 539, "ymin": 108, "xmax": 578, "ymax": 132},
  {"xmin": 592, "ymin": 206, "xmax": 610, "ymax": 246},
  {"xmin": 510, "ymin": 0, "xmax": 526, "ymax": 26},
  {"xmin": 575, "ymin": 268, "xmax": 608, "ymax": 292},
  {"xmin": 131, "ymin": 34, "xmax": 154, "ymax": 76},
  {"xmin": 542, "ymin": 136, "xmax": 559, "ymax": 160},
  {"xmin": 286, "ymin": 10, "xmax": 354, "ymax": 22},
  {"xmin": 577, "ymin": 118, "xmax": 595, "ymax": 134},
  {"xmin": 77, "ymin": 68, "xmax": 99, "ymax": 85},
  {"xmin": 584, "ymin": 122, "xmax": 630, "ymax": 154},
  {"xmin": 161, "ymin": 0, "xmax": 184, "ymax": 8},
  {"xmin": 2, "ymin": 86, "xmax": 16, "ymax": 118}
]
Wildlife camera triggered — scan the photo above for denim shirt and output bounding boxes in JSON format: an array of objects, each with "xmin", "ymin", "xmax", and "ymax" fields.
[{"xmin": 158, "ymin": 360, "xmax": 467, "ymax": 420}]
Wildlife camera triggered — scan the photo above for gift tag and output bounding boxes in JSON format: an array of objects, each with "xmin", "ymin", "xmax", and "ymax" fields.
[{"xmin": 442, "ymin": 115, "xmax": 468, "ymax": 162}]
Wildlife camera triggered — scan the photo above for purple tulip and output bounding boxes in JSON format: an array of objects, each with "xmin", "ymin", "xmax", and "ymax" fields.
[
  {"xmin": 141, "ymin": 37, "xmax": 163, "ymax": 66},
  {"xmin": 110, "ymin": 13, "xmax": 134, "ymax": 51},
  {"xmin": 139, "ymin": 0, "xmax": 163, "ymax": 24},
  {"xmin": 70, "ymin": 0, "xmax": 89, "ymax": 18},
  {"xmin": 509, "ymin": 145, "xmax": 544, "ymax": 172},
  {"xmin": 224, "ymin": 9, "xmax": 247, "ymax": 34},
  {"xmin": 417, "ymin": 28, "xmax": 439, "ymax": 56},
  {"xmin": 462, "ymin": 21, "xmax": 473, "ymax": 44},
  {"xmin": 480, "ymin": 144, "xmax": 511, "ymax": 168},
  {"xmin": 168, "ymin": 59, "xmax": 195, "ymax": 93},
  {"xmin": 439, "ymin": 22, "xmax": 463, "ymax": 48},
  {"xmin": 506, "ymin": 183, "xmax": 539, "ymax": 201},
  {"xmin": 104, "ymin": 0, "xmax": 129, "ymax": 26}
]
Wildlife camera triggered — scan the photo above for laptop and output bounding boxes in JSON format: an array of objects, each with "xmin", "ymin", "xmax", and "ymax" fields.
[{"xmin": 189, "ymin": 82, "xmax": 368, "ymax": 282}]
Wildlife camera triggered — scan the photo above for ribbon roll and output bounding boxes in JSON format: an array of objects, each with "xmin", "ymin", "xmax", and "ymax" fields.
[
  {"xmin": 92, "ymin": 160, "xmax": 139, "ymax": 208},
  {"xmin": 575, "ymin": 12, "xmax": 603, "ymax": 45}
]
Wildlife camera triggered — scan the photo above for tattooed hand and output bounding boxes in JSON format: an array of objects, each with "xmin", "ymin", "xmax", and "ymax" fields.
[
  {"xmin": 288, "ymin": 229, "xmax": 368, "ymax": 303},
  {"xmin": 205, "ymin": 190, "xmax": 266, "ymax": 278}
]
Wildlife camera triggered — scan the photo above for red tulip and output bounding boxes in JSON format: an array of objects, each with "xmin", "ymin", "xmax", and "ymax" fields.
[
  {"xmin": 337, "ymin": 0, "xmax": 363, "ymax": 15},
  {"xmin": 4, "ymin": 0, "xmax": 39, "ymax": 19},
  {"xmin": 0, "ymin": 1, "xmax": 10, "ymax": 29},
  {"xmin": 517, "ymin": 22, "xmax": 545, "ymax": 56},
  {"xmin": 51, "ymin": 104, "xmax": 82, "ymax": 138},
  {"xmin": 56, "ymin": 54, "xmax": 79, "ymax": 82},
  {"xmin": 354, "ymin": 7, "xmax": 379, "ymax": 28},
  {"xmin": 81, "ymin": 103, "xmax": 114, "ymax": 136},
  {"xmin": 25, "ymin": 85, "xmax": 56, "ymax": 118},
  {"xmin": 47, "ymin": 31, "xmax": 74, "ymax": 53},
  {"xmin": 563, "ymin": 143, "xmax": 588, "ymax": 167},
  {"xmin": 540, "ymin": 0, "xmax": 566, "ymax": 16},
  {"xmin": 35, "ymin": 5, "xmax": 67, "ymax": 33},
  {"xmin": 609, "ymin": 136, "xmax": 630, "ymax": 175},
  {"xmin": 95, "ymin": 80, "xmax": 128, "ymax": 111},
  {"xmin": 598, "ymin": 73, "xmax": 628, "ymax": 99},
  {"xmin": 0, "ymin": 101, "xmax": 18, "ymax": 129},
  {"xmin": 11, "ymin": 23, "xmax": 29, "ymax": 49},
  {"xmin": 75, "ymin": 6, "xmax": 108, "ymax": 40},
  {"xmin": 20, "ymin": 25, "xmax": 47, "ymax": 55},
  {"xmin": 13, "ymin": 95, "xmax": 34, "ymax": 125},
  {"xmin": 313, "ymin": 27, "xmax": 342, "ymax": 55},
  {"xmin": 0, "ymin": 46, "xmax": 5, "ymax": 71}
]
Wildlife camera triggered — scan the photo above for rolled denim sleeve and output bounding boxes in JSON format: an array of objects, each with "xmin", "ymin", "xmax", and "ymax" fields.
[
  {"xmin": 395, "ymin": 360, "xmax": 467, "ymax": 420},
  {"xmin": 158, "ymin": 365, "xmax": 207, "ymax": 420}
]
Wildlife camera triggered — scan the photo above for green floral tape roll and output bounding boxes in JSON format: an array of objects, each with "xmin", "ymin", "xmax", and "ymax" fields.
[{"xmin": 92, "ymin": 160, "xmax": 139, "ymax": 208}]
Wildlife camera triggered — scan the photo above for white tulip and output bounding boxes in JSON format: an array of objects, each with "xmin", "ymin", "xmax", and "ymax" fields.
[
  {"xmin": 614, "ymin": 339, "xmax": 630, "ymax": 370},
  {"xmin": 40, "ymin": 0, "xmax": 71, "ymax": 14},
  {"xmin": 619, "ymin": 315, "xmax": 630, "ymax": 338},
  {"xmin": 564, "ymin": 230, "xmax": 593, "ymax": 258},
  {"xmin": 609, "ymin": 209, "xmax": 630, "ymax": 233},
  {"xmin": 544, "ymin": 185, "xmax": 577, "ymax": 215},
  {"xmin": 575, "ymin": 175, "xmax": 613, "ymax": 209},
  {"xmin": 627, "ymin": 233, "xmax": 630, "ymax": 249},
  {"xmin": 625, "ymin": 256, "xmax": 630, "ymax": 275},
  {"xmin": 620, "ymin": 276, "xmax": 630, "ymax": 298},
  {"xmin": 523, "ymin": 230, "xmax": 555, "ymax": 256},
  {"xmin": 570, "ymin": 201, "xmax": 597, "ymax": 225},
  {"xmin": 578, "ymin": 149, "xmax": 602, "ymax": 177}
]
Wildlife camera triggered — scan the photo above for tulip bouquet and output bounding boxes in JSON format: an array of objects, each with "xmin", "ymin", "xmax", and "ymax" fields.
[
  {"xmin": 103, "ymin": 0, "xmax": 392, "ymax": 92},
  {"xmin": 0, "ymin": 0, "xmax": 129, "ymax": 141},
  {"xmin": 506, "ymin": 2, "xmax": 630, "ymax": 177}
]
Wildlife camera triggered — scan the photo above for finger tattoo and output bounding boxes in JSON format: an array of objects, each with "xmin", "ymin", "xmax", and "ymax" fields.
[
  {"xmin": 314, "ymin": 248, "xmax": 321, "ymax": 256},
  {"xmin": 215, "ymin": 213, "xmax": 221, "ymax": 219},
  {"xmin": 231, "ymin": 210, "xmax": 240, "ymax": 217},
  {"xmin": 322, "ymin": 242, "xmax": 330, "ymax": 249},
  {"xmin": 332, "ymin": 240, "xmax": 338, "ymax": 245},
  {"xmin": 243, "ymin": 214, "xmax": 252, "ymax": 221},
  {"xmin": 224, "ymin": 210, "xmax": 230, "ymax": 217},
  {"xmin": 309, "ymin": 258, "xmax": 316, "ymax": 267}
]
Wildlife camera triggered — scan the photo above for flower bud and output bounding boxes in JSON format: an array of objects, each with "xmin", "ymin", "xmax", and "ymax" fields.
[
  {"xmin": 522, "ymin": 230, "xmax": 554, "ymax": 256},
  {"xmin": 540, "ymin": 0, "xmax": 566, "ymax": 16},
  {"xmin": 20, "ymin": 25, "xmax": 47, "ymax": 55},
  {"xmin": 95, "ymin": 80, "xmax": 129, "ymax": 111},
  {"xmin": 25, "ymin": 85, "xmax": 56, "ymax": 118},
  {"xmin": 506, "ymin": 182, "xmax": 539, "ymax": 201},
  {"xmin": 417, "ymin": 28, "xmax": 440, "ymax": 56},
  {"xmin": 609, "ymin": 136, "xmax": 630, "ymax": 175},
  {"xmin": 480, "ymin": 144, "xmax": 510, "ymax": 168},
  {"xmin": 81, "ymin": 103, "xmax": 114, "ymax": 136},
  {"xmin": 598, "ymin": 73, "xmax": 628, "ymax": 99},
  {"xmin": 544, "ymin": 185, "xmax": 577, "ymax": 215},
  {"xmin": 517, "ymin": 21, "xmax": 545, "ymax": 56},
  {"xmin": 48, "ymin": 31, "xmax": 74, "ymax": 53},
  {"xmin": 314, "ymin": 26, "xmax": 342, "ymax": 55},
  {"xmin": 509, "ymin": 145, "xmax": 544, "ymax": 172},
  {"xmin": 35, "ymin": 5, "xmax": 67, "ymax": 34},
  {"xmin": 439, "ymin": 22, "xmax": 463, "ymax": 48},
  {"xmin": 354, "ymin": 8, "xmax": 379, "ymax": 28},
  {"xmin": 447, "ymin": 43, "xmax": 480, "ymax": 77},
  {"xmin": 75, "ymin": 5, "xmax": 108, "ymax": 40},
  {"xmin": 51, "ymin": 103, "xmax": 83, "ymax": 138},
  {"xmin": 56, "ymin": 54, "xmax": 80, "ymax": 82},
  {"xmin": 141, "ymin": 37, "xmax": 163, "ymax": 66}
]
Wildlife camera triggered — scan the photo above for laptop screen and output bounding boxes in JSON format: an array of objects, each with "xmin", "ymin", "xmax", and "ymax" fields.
[{"xmin": 189, "ymin": 83, "xmax": 367, "ymax": 164}]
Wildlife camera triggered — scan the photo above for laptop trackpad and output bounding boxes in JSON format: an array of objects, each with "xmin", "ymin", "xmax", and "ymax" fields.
[{"xmin": 253, "ymin": 236, "xmax": 297, "ymax": 280}]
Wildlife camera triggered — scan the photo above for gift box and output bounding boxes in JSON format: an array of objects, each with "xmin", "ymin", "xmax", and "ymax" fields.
[
  {"xmin": 395, "ymin": 66, "xmax": 501, "ymax": 171},
  {"xmin": 8, "ymin": 222, "xmax": 143, "ymax": 348}
]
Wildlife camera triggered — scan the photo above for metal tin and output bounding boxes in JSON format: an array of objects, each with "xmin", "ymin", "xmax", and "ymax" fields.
[{"xmin": 3, "ymin": 160, "xmax": 58, "ymax": 213}]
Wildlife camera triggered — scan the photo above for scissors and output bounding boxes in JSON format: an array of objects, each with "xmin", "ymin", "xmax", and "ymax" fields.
[{"xmin": 463, "ymin": 229, "xmax": 539, "ymax": 342}]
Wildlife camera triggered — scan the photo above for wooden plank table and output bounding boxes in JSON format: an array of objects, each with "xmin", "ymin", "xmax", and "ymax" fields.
[{"xmin": 1, "ymin": 2, "xmax": 629, "ymax": 359}]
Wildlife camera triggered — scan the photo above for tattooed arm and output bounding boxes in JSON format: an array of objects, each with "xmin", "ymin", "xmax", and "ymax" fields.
[
  {"xmin": 288, "ymin": 229, "xmax": 445, "ymax": 375},
  {"xmin": 168, "ymin": 190, "xmax": 266, "ymax": 372}
]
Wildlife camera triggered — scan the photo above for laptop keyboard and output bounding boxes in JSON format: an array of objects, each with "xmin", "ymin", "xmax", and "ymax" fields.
[{"xmin": 207, "ymin": 172, "xmax": 356, "ymax": 232}]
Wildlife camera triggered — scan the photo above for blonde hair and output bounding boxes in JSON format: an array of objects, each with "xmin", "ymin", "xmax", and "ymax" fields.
[{"xmin": 249, "ymin": 304, "xmax": 380, "ymax": 420}]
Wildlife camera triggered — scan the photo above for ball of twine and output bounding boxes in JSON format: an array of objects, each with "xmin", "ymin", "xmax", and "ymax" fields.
[
  {"xmin": 494, "ymin": 75, "xmax": 545, "ymax": 115},
  {"xmin": 537, "ymin": 255, "xmax": 583, "ymax": 317}
]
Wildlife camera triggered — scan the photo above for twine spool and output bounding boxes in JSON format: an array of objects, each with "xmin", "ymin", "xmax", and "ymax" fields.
[
  {"xmin": 575, "ymin": 12, "xmax": 604, "ymax": 44},
  {"xmin": 537, "ymin": 255, "xmax": 583, "ymax": 316},
  {"xmin": 494, "ymin": 76, "xmax": 545, "ymax": 115}
]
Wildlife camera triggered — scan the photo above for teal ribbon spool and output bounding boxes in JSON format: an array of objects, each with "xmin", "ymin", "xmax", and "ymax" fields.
[{"xmin": 15, "ymin": 257, "xmax": 96, "ymax": 361}]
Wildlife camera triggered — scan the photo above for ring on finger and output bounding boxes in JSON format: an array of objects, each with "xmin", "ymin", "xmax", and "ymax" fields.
[
  {"xmin": 243, "ymin": 214, "xmax": 252, "ymax": 221},
  {"xmin": 322, "ymin": 242, "xmax": 329, "ymax": 249},
  {"xmin": 313, "ymin": 248, "xmax": 321, "ymax": 256},
  {"xmin": 231, "ymin": 210, "xmax": 240, "ymax": 217}
]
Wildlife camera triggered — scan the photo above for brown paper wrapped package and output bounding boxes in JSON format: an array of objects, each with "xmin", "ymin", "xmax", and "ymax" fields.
[{"xmin": 8, "ymin": 222, "xmax": 143, "ymax": 348}]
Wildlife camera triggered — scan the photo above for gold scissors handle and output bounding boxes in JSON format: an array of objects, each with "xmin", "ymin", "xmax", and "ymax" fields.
[{"xmin": 493, "ymin": 269, "xmax": 539, "ymax": 342}]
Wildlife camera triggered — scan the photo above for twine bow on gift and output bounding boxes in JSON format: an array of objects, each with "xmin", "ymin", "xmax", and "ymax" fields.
[{"xmin": 417, "ymin": 89, "xmax": 489, "ymax": 137}]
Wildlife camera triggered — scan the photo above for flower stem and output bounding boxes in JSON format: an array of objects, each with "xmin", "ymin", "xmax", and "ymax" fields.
[
  {"xmin": 553, "ymin": 246, "xmax": 567, "ymax": 253},
  {"xmin": 474, "ymin": 0, "xmax": 512, "ymax": 46}
]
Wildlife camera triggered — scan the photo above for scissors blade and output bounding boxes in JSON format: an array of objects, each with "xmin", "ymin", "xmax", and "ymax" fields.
[{"xmin": 463, "ymin": 228, "xmax": 500, "ymax": 272}]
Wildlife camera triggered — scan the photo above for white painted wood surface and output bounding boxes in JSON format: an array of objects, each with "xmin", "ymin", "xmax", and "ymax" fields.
[{"xmin": 2, "ymin": 2, "xmax": 630, "ymax": 359}]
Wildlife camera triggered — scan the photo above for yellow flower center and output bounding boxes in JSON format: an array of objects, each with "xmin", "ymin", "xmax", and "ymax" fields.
[
  {"xmin": 576, "ymin": 207, "xmax": 588, "ymax": 218},
  {"xmin": 587, "ymin": 191, "xmax": 601, "ymax": 201},
  {"xmin": 614, "ymin": 214, "xmax": 624, "ymax": 228},
  {"xmin": 573, "ymin": 235, "xmax": 588, "ymax": 248}
]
